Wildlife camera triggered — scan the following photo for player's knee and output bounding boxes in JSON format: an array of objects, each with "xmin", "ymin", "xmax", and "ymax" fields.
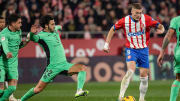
[
  {"xmin": 140, "ymin": 71, "xmax": 148, "ymax": 77},
  {"xmin": 79, "ymin": 64, "xmax": 87, "ymax": 72}
]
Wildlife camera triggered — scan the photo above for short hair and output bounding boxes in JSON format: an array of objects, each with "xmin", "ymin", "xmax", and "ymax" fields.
[
  {"xmin": 40, "ymin": 15, "xmax": 54, "ymax": 28},
  {"xmin": 131, "ymin": 3, "xmax": 142, "ymax": 10},
  {"xmin": 6, "ymin": 14, "xmax": 21, "ymax": 25},
  {"xmin": 0, "ymin": 16, "xmax": 4, "ymax": 19}
]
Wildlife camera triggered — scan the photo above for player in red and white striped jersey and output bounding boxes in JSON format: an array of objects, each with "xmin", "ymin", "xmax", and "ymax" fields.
[{"xmin": 103, "ymin": 3, "xmax": 164, "ymax": 101}]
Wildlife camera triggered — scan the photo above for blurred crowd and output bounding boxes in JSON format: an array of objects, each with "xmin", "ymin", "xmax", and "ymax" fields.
[{"xmin": 0, "ymin": 0, "xmax": 178, "ymax": 38}]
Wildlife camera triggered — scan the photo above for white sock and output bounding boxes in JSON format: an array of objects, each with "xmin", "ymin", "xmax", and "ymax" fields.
[
  {"xmin": 118, "ymin": 69, "xmax": 134, "ymax": 99},
  {"xmin": 5, "ymin": 81, "xmax": 8, "ymax": 88},
  {"xmin": 139, "ymin": 76, "xmax": 148, "ymax": 100}
]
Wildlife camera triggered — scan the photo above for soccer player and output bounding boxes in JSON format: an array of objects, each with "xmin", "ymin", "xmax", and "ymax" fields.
[
  {"xmin": 0, "ymin": 16, "xmax": 17, "ymax": 101},
  {"xmin": 19, "ymin": 15, "xmax": 88, "ymax": 101},
  {"xmin": 0, "ymin": 14, "xmax": 30, "ymax": 101},
  {"xmin": 103, "ymin": 3, "xmax": 165, "ymax": 101},
  {"xmin": 157, "ymin": 16, "xmax": 180, "ymax": 101}
]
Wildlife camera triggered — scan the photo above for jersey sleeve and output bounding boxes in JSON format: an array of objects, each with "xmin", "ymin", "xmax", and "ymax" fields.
[
  {"xmin": 114, "ymin": 18, "xmax": 124, "ymax": 30},
  {"xmin": 1, "ymin": 33, "xmax": 10, "ymax": 55},
  {"xmin": 30, "ymin": 32, "xmax": 40, "ymax": 42},
  {"xmin": 55, "ymin": 25, "xmax": 62, "ymax": 32},
  {"xmin": 145, "ymin": 15, "xmax": 160, "ymax": 28},
  {"xmin": 169, "ymin": 18, "xmax": 177, "ymax": 30}
]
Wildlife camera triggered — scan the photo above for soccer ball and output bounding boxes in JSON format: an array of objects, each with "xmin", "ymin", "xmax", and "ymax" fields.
[{"xmin": 122, "ymin": 96, "xmax": 136, "ymax": 101}]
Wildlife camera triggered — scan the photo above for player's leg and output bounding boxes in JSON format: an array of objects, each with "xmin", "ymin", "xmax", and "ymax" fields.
[
  {"xmin": 0, "ymin": 68, "xmax": 5, "ymax": 97},
  {"xmin": 136, "ymin": 48, "xmax": 149, "ymax": 101},
  {"xmin": 118, "ymin": 48, "xmax": 136, "ymax": 101},
  {"xmin": 67, "ymin": 64, "xmax": 88, "ymax": 98},
  {"xmin": 170, "ymin": 73, "xmax": 180, "ymax": 101},
  {"xmin": 0, "ymin": 79, "xmax": 17, "ymax": 101},
  {"xmin": 118, "ymin": 61, "xmax": 136, "ymax": 100},
  {"xmin": 0, "ymin": 63, "xmax": 18, "ymax": 101},
  {"xmin": 21, "ymin": 66, "xmax": 58, "ymax": 101},
  {"xmin": 170, "ymin": 57, "xmax": 180, "ymax": 101},
  {"xmin": 20, "ymin": 80, "xmax": 48, "ymax": 101},
  {"xmin": 5, "ymin": 81, "xmax": 17, "ymax": 101},
  {"xmin": 139, "ymin": 68, "xmax": 149, "ymax": 101}
]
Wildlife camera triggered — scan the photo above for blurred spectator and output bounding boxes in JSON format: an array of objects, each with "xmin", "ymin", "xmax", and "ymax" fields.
[{"xmin": 0, "ymin": 0, "xmax": 178, "ymax": 38}]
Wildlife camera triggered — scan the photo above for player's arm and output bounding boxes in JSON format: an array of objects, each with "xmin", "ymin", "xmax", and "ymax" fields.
[
  {"xmin": 157, "ymin": 18, "xmax": 176, "ymax": 67},
  {"xmin": 146, "ymin": 15, "xmax": 164, "ymax": 34},
  {"xmin": 19, "ymin": 32, "xmax": 30, "ymax": 49},
  {"xmin": 29, "ymin": 25, "xmax": 39, "ymax": 42},
  {"xmin": 103, "ymin": 26, "xmax": 115, "ymax": 53},
  {"xmin": 55, "ymin": 25, "xmax": 62, "ymax": 32},
  {"xmin": 1, "ymin": 34, "xmax": 13, "ymax": 58},
  {"xmin": 103, "ymin": 18, "xmax": 124, "ymax": 53}
]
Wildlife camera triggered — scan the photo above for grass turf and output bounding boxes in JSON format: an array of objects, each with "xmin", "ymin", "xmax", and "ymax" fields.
[{"xmin": 14, "ymin": 80, "xmax": 180, "ymax": 101}]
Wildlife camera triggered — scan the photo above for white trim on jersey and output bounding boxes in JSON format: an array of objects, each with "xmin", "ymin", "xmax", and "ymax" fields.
[
  {"xmin": 141, "ymin": 14, "xmax": 147, "ymax": 48},
  {"xmin": 125, "ymin": 16, "xmax": 134, "ymax": 48}
]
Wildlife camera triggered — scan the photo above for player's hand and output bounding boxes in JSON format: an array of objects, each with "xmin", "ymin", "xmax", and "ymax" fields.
[
  {"xmin": 156, "ymin": 29, "xmax": 164, "ymax": 34},
  {"xmin": 6, "ymin": 52, "xmax": 13, "ymax": 59},
  {"xmin": 157, "ymin": 52, "xmax": 164, "ymax": 67},
  {"xmin": 30, "ymin": 25, "xmax": 37, "ymax": 34},
  {"xmin": 103, "ymin": 42, "xmax": 110, "ymax": 53}
]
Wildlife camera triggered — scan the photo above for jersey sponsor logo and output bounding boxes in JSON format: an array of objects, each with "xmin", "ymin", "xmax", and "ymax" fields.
[
  {"xmin": 1, "ymin": 37, "xmax": 5, "ymax": 41},
  {"xmin": 128, "ymin": 30, "xmax": 145, "ymax": 36}
]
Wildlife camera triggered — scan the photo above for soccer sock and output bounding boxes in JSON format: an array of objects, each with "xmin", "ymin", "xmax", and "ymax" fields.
[
  {"xmin": 5, "ymin": 82, "xmax": 8, "ymax": 88},
  {"xmin": 21, "ymin": 88, "xmax": 36, "ymax": 101},
  {"xmin": 139, "ymin": 76, "xmax": 148, "ymax": 100},
  {"xmin": 0, "ymin": 89, "xmax": 4, "ymax": 97},
  {"xmin": 0, "ymin": 86, "xmax": 16, "ymax": 101},
  {"xmin": 170, "ymin": 80, "xmax": 180, "ymax": 101},
  {"xmin": 119, "ymin": 69, "xmax": 134, "ymax": 99},
  {"xmin": 5, "ymin": 81, "xmax": 14, "ymax": 98},
  {"xmin": 77, "ymin": 71, "xmax": 86, "ymax": 91}
]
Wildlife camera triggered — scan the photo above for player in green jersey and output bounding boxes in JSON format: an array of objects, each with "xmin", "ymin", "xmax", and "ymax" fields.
[
  {"xmin": 19, "ymin": 15, "xmax": 88, "ymax": 101},
  {"xmin": 0, "ymin": 14, "xmax": 30, "ymax": 101},
  {"xmin": 157, "ymin": 16, "xmax": 180, "ymax": 101},
  {"xmin": 0, "ymin": 16, "xmax": 18, "ymax": 101}
]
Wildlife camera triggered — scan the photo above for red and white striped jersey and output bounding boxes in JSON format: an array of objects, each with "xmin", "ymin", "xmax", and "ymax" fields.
[{"xmin": 114, "ymin": 14, "xmax": 160, "ymax": 49}]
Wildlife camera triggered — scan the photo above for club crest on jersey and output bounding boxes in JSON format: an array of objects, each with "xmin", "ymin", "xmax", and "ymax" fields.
[
  {"xmin": 128, "ymin": 30, "xmax": 145, "ymax": 36},
  {"xmin": 1, "ymin": 37, "xmax": 5, "ymax": 41}
]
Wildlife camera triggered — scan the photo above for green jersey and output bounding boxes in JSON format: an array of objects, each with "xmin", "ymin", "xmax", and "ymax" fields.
[
  {"xmin": 30, "ymin": 26, "xmax": 66, "ymax": 65},
  {"xmin": 170, "ymin": 16, "xmax": 180, "ymax": 56},
  {"xmin": 0, "ymin": 27, "xmax": 22, "ymax": 64}
]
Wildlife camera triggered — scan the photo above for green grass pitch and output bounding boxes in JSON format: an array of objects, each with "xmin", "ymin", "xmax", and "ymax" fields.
[{"xmin": 15, "ymin": 80, "xmax": 180, "ymax": 101}]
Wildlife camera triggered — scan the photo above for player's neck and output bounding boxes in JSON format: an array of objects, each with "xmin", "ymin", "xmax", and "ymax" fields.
[
  {"xmin": 8, "ymin": 26, "xmax": 16, "ymax": 32},
  {"xmin": 131, "ymin": 16, "xmax": 139, "ymax": 22},
  {"xmin": 43, "ymin": 28, "xmax": 50, "ymax": 33}
]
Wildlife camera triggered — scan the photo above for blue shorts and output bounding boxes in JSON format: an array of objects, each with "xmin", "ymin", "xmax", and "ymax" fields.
[{"xmin": 125, "ymin": 48, "xmax": 149, "ymax": 68}]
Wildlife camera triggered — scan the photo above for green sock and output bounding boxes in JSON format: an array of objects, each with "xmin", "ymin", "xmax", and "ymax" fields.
[
  {"xmin": 77, "ymin": 71, "xmax": 86, "ymax": 90},
  {"xmin": 21, "ymin": 88, "xmax": 36, "ymax": 101},
  {"xmin": 170, "ymin": 80, "xmax": 180, "ymax": 101},
  {"xmin": 0, "ymin": 89, "xmax": 3, "ymax": 97},
  {"xmin": 0, "ymin": 86, "xmax": 16, "ymax": 101}
]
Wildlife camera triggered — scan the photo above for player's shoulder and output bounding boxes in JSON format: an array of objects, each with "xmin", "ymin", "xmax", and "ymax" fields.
[
  {"xmin": 171, "ymin": 16, "xmax": 180, "ymax": 22},
  {"xmin": 1, "ymin": 27, "xmax": 8, "ymax": 33},
  {"xmin": 143, "ymin": 14, "xmax": 152, "ymax": 19}
]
